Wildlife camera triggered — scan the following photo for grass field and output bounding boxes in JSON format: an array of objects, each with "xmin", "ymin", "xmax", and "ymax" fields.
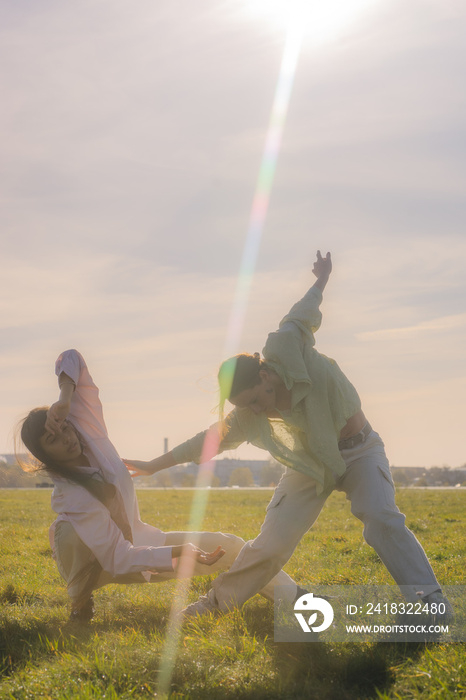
[{"xmin": 0, "ymin": 488, "xmax": 465, "ymax": 699}]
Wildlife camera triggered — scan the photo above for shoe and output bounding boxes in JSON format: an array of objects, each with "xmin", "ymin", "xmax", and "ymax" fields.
[
  {"xmin": 69, "ymin": 595, "xmax": 95, "ymax": 623},
  {"xmin": 421, "ymin": 590, "xmax": 454, "ymax": 625},
  {"xmin": 180, "ymin": 590, "xmax": 220, "ymax": 620},
  {"xmin": 294, "ymin": 586, "xmax": 309, "ymax": 603},
  {"xmin": 275, "ymin": 587, "xmax": 306, "ymax": 618},
  {"xmin": 294, "ymin": 587, "xmax": 336, "ymax": 604}
]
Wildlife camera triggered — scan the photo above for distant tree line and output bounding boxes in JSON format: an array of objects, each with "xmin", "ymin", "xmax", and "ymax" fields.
[
  {"xmin": 0, "ymin": 460, "xmax": 52, "ymax": 488},
  {"xmin": 392, "ymin": 466, "xmax": 466, "ymax": 487},
  {"xmin": 136, "ymin": 463, "xmax": 466, "ymax": 489},
  {"xmin": 1, "ymin": 457, "xmax": 465, "ymax": 489},
  {"xmin": 144, "ymin": 458, "xmax": 285, "ymax": 488}
]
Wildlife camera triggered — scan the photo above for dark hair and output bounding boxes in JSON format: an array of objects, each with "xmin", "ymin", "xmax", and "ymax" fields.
[
  {"xmin": 217, "ymin": 353, "xmax": 268, "ymax": 432},
  {"xmin": 18, "ymin": 407, "xmax": 115, "ymax": 505},
  {"xmin": 20, "ymin": 407, "xmax": 53, "ymax": 469},
  {"xmin": 218, "ymin": 353, "xmax": 265, "ymax": 403}
]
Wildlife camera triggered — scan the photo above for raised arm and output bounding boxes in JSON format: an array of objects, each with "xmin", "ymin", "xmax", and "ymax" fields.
[
  {"xmin": 44, "ymin": 372, "xmax": 76, "ymax": 435},
  {"xmin": 262, "ymin": 250, "xmax": 333, "ymax": 384},
  {"xmin": 42, "ymin": 348, "xmax": 112, "ymax": 453},
  {"xmin": 275, "ymin": 250, "xmax": 332, "ymax": 340}
]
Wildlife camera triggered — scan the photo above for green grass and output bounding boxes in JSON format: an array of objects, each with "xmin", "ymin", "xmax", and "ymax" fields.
[{"xmin": 0, "ymin": 488, "xmax": 465, "ymax": 699}]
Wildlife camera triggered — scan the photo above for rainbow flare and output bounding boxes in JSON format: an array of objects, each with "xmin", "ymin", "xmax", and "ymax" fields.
[
  {"xmin": 225, "ymin": 21, "xmax": 303, "ymax": 357},
  {"xmin": 156, "ymin": 21, "xmax": 303, "ymax": 697}
]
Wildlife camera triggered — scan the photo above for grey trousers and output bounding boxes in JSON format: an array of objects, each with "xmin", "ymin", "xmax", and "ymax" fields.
[
  {"xmin": 212, "ymin": 430, "xmax": 441, "ymax": 610},
  {"xmin": 53, "ymin": 523, "xmax": 299, "ymax": 610}
]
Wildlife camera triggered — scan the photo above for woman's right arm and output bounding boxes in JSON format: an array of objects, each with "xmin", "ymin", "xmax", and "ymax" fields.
[
  {"xmin": 125, "ymin": 411, "xmax": 247, "ymax": 476},
  {"xmin": 125, "ymin": 451, "xmax": 177, "ymax": 477},
  {"xmin": 125, "ymin": 428, "xmax": 217, "ymax": 476},
  {"xmin": 51, "ymin": 349, "xmax": 108, "ymax": 441}
]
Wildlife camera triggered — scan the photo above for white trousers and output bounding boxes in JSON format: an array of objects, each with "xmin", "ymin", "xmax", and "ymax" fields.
[
  {"xmin": 212, "ymin": 430, "xmax": 441, "ymax": 610},
  {"xmin": 53, "ymin": 524, "xmax": 298, "ymax": 609}
]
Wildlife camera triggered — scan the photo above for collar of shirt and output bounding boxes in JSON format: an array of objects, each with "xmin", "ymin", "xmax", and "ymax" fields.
[
  {"xmin": 290, "ymin": 382, "xmax": 309, "ymax": 410},
  {"xmin": 263, "ymin": 326, "xmax": 313, "ymax": 395}
]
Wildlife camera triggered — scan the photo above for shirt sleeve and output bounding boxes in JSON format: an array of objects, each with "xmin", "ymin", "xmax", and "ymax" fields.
[
  {"xmin": 278, "ymin": 285, "xmax": 323, "ymax": 339},
  {"xmin": 171, "ymin": 410, "xmax": 247, "ymax": 465},
  {"xmin": 69, "ymin": 494, "xmax": 174, "ymax": 575},
  {"xmin": 262, "ymin": 286, "xmax": 323, "ymax": 390},
  {"xmin": 55, "ymin": 349, "xmax": 107, "ymax": 441}
]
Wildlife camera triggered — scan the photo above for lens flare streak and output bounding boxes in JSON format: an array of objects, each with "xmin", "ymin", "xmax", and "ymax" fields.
[
  {"xmin": 225, "ymin": 22, "xmax": 302, "ymax": 357},
  {"xmin": 156, "ymin": 20, "xmax": 302, "ymax": 698}
]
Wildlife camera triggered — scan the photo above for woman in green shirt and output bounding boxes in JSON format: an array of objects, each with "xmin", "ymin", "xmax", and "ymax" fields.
[{"xmin": 128, "ymin": 251, "xmax": 446, "ymax": 619}]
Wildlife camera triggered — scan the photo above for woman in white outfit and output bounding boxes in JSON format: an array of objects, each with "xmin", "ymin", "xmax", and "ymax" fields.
[{"xmin": 19, "ymin": 349, "xmax": 299, "ymax": 621}]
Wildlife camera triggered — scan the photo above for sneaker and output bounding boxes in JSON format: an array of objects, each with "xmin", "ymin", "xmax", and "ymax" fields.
[
  {"xmin": 294, "ymin": 587, "xmax": 336, "ymax": 604},
  {"xmin": 294, "ymin": 586, "xmax": 309, "ymax": 603},
  {"xmin": 421, "ymin": 590, "xmax": 454, "ymax": 625},
  {"xmin": 180, "ymin": 590, "xmax": 220, "ymax": 620},
  {"xmin": 69, "ymin": 595, "xmax": 95, "ymax": 623},
  {"xmin": 275, "ymin": 586, "xmax": 307, "ymax": 619}
]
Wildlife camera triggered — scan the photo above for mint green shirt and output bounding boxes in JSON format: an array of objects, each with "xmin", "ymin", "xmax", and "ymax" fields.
[{"xmin": 172, "ymin": 286, "xmax": 361, "ymax": 494}]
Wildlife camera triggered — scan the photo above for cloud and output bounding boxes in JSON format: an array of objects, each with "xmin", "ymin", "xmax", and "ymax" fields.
[
  {"xmin": 2, "ymin": 0, "xmax": 466, "ymax": 278},
  {"xmin": 356, "ymin": 313, "xmax": 466, "ymax": 341},
  {"xmin": 1, "ymin": 0, "xmax": 466, "ymax": 466}
]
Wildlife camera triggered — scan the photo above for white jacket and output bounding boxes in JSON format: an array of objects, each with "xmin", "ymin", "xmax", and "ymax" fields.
[{"xmin": 49, "ymin": 349, "xmax": 173, "ymax": 578}]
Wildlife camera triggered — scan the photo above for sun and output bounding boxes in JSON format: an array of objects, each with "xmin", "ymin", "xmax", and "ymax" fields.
[{"xmin": 245, "ymin": 0, "xmax": 378, "ymax": 45}]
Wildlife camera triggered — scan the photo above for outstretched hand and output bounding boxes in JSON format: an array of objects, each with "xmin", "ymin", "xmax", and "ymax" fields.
[
  {"xmin": 124, "ymin": 459, "xmax": 153, "ymax": 477},
  {"xmin": 174, "ymin": 544, "xmax": 226, "ymax": 566},
  {"xmin": 124, "ymin": 452, "xmax": 176, "ymax": 477}
]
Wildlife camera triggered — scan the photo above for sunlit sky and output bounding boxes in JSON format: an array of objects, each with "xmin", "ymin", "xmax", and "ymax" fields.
[{"xmin": 1, "ymin": 0, "xmax": 465, "ymax": 469}]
